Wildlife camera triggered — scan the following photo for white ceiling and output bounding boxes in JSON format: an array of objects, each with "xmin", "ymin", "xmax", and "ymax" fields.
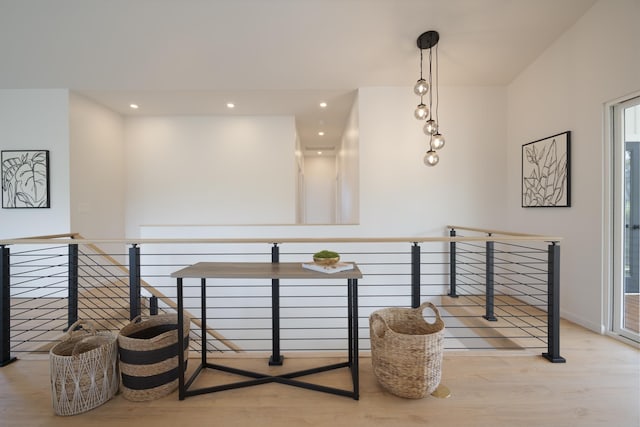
[{"xmin": 0, "ymin": 0, "xmax": 597, "ymax": 151}]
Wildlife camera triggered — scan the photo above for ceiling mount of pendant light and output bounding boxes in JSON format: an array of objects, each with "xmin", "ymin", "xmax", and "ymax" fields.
[{"xmin": 415, "ymin": 30, "xmax": 446, "ymax": 167}]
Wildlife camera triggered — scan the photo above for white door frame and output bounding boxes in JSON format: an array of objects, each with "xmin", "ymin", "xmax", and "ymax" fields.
[{"xmin": 603, "ymin": 91, "xmax": 640, "ymax": 344}]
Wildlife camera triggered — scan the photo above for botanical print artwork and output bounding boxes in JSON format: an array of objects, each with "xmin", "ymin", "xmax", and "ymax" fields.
[
  {"xmin": 1, "ymin": 150, "xmax": 50, "ymax": 208},
  {"xmin": 522, "ymin": 132, "xmax": 570, "ymax": 208}
]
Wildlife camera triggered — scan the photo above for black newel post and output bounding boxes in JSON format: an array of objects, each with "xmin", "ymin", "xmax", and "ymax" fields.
[
  {"xmin": 129, "ymin": 244, "xmax": 141, "ymax": 320},
  {"xmin": 269, "ymin": 243, "xmax": 283, "ymax": 365},
  {"xmin": 448, "ymin": 229, "xmax": 458, "ymax": 298},
  {"xmin": 68, "ymin": 244, "xmax": 79, "ymax": 329},
  {"xmin": 483, "ymin": 238, "xmax": 497, "ymax": 321},
  {"xmin": 0, "ymin": 246, "xmax": 17, "ymax": 366},
  {"xmin": 411, "ymin": 243, "xmax": 421, "ymax": 308},
  {"xmin": 150, "ymin": 296, "xmax": 158, "ymax": 315},
  {"xmin": 543, "ymin": 242, "xmax": 566, "ymax": 363}
]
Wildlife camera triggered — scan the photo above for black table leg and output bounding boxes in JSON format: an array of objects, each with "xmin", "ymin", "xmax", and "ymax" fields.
[
  {"xmin": 350, "ymin": 278, "xmax": 359, "ymax": 399},
  {"xmin": 347, "ymin": 278, "xmax": 353, "ymax": 365},
  {"xmin": 270, "ymin": 244, "xmax": 283, "ymax": 365},
  {"xmin": 269, "ymin": 277, "xmax": 283, "ymax": 365},
  {"xmin": 177, "ymin": 278, "xmax": 185, "ymax": 400},
  {"xmin": 201, "ymin": 278, "xmax": 207, "ymax": 363}
]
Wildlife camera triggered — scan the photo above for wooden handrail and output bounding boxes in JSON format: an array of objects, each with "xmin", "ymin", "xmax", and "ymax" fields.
[
  {"xmin": 0, "ymin": 234, "xmax": 563, "ymax": 246},
  {"xmin": 446, "ymin": 225, "xmax": 557, "ymax": 238},
  {"xmin": 18, "ymin": 233, "xmax": 80, "ymax": 240}
]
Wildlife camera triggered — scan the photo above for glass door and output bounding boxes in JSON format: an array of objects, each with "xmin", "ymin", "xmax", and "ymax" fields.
[{"xmin": 614, "ymin": 97, "xmax": 640, "ymax": 342}]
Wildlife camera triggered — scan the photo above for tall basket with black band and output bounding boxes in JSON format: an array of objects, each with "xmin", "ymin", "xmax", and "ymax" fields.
[{"xmin": 117, "ymin": 314, "xmax": 190, "ymax": 401}]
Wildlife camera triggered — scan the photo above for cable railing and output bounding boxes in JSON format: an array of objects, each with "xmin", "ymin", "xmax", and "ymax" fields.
[{"xmin": 0, "ymin": 226, "xmax": 565, "ymax": 367}]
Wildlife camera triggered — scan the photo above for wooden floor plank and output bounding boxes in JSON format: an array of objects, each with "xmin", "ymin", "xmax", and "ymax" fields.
[{"xmin": 1, "ymin": 320, "xmax": 638, "ymax": 427}]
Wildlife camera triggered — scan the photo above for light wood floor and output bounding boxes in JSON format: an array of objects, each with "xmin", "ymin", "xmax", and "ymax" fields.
[{"xmin": 1, "ymin": 320, "xmax": 638, "ymax": 427}]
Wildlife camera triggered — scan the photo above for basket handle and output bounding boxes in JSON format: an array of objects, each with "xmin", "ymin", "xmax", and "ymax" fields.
[
  {"xmin": 124, "ymin": 314, "xmax": 187, "ymax": 344},
  {"xmin": 63, "ymin": 319, "xmax": 96, "ymax": 341},
  {"xmin": 418, "ymin": 301, "xmax": 444, "ymax": 327},
  {"xmin": 370, "ymin": 312, "xmax": 389, "ymax": 338},
  {"xmin": 71, "ymin": 335, "xmax": 107, "ymax": 357}
]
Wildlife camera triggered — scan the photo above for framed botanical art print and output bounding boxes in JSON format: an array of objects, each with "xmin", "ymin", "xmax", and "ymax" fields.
[
  {"xmin": 1, "ymin": 150, "xmax": 50, "ymax": 208},
  {"xmin": 522, "ymin": 131, "xmax": 570, "ymax": 208}
]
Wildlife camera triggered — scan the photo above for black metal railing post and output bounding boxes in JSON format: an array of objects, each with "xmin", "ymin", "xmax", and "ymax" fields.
[
  {"xmin": 543, "ymin": 242, "xmax": 566, "ymax": 363},
  {"xmin": 150, "ymin": 296, "xmax": 158, "ymax": 315},
  {"xmin": 0, "ymin": 245, "xmax": 16, "ymax": 366},
  {"xmin": 448, "ymin": 229, "xmax": 458, "ymax": 298},
  {"xmin": 483, "ymin": 238, "xmax": 497, "ymax": 321},
  {"xmin": 411, "ymin": 243, "xmax": 421, "ymax": 308},
  {"xmin": 269, "ymin": 243, "xmax": 283, "ymax": 365},
  {"xmin": 129, "ymin": 244, "xmax": 141, "ymax": 320},
  {"xmin": 68, "ymin": 243, "xmax": 79, "ymax": 329}
]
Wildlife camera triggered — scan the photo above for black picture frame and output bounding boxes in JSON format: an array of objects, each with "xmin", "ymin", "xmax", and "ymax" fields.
[
  {"xmin": 1, "ymin": 150, "xmax": 50, "ymax": 209},
  {"xmin": 521, "ymin": 131, "xmax": 570, "ymax": 208}
]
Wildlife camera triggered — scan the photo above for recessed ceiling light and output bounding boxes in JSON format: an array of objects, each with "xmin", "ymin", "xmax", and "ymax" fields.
[
  {"xmin": 318, "ymin": 131, "xmax": 325, "ymax": 136},
  {"xmin": 129, "ymin": 104, "xmax": 139, "ymax": 109},
  {"xmin": 226, "ymin": 102, "xmax": 235, "ymax": 109},
  {"xmin": 319, "ymin": 102, "xmax": 327, "ymax": 108},
  {"xmin": 317, "ymin": 151, "xmax": 323, "ymax": 155}
]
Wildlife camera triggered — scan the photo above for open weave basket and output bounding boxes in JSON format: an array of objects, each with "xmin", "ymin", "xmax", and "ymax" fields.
[
  {"xmin": 369, "ymin": 301, "xmax": 445, "ymax": 399},
  {"xmin": 49, "ymin": 320, "xmax": 119, "ymax": 416},
  {"xmin": 118, "ymin": 314, "xmax": 189, "ymax": 401}
]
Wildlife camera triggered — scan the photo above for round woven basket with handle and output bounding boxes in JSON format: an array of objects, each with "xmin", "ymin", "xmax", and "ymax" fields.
[{"xmin": 369, "ymin": 302, "xmax": 445, "ymax": 399}]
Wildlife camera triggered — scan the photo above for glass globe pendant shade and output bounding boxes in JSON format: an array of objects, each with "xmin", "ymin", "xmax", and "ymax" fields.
[
  {"xmin": 414, "ymin": 103, "xmax": 429, "ymax": 120},
  {"xmin": 432, "ymin": 133, "xmax": 445, "ymax": 150},
  {"xmin": 424, "ymin": 150, "xmax": 439, "ymax": 166},
  {"xmin": 423, "ymin": 119, "xmax": 438, "ymax": 135},
  {"xmin": 414, "ymin": 79, "xmax": 429, "ymax": 96}
]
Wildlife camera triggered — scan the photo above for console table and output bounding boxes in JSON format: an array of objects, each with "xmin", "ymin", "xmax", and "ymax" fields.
[{"xmin": 170, "ymin": 261, "xmax": 362, "ymax": 400}]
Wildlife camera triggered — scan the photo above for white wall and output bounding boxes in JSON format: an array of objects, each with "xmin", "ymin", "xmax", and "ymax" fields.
[
  {"xmin": 507, "ymin": 0, "xmax": 640, "ymax": 331},
  {"xmin": 337, "ymin": 97, "xmax": 359, "ymax": 224},
  {"xmin": 124, "ymin": 116, "xmax": 297, "ymax": 236},
  {"xmin": 303, "ymin": 155, "xmax": 336, "ymax": 224},
  {"xmin": 358, "ymin": 86, "xmax": 508, "ymax": 236},
  {"xmin": 0, "ymin": 89, "xmax": 71, "ymax": 238},
  {"xmin": 145, "ymin": 86, "xmax": 507, "ymax": 239},
  {"xmin": 69, "ymin": 93, "xmax": 126, "ymax": 239}
]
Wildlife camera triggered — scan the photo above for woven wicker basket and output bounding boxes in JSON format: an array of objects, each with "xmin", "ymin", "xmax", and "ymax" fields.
[
  {"xmin": 369, "ymin": 302, "xmax": 445, "ymax": 399},
  {"xmin": 49, "ymin": 320, "xmax": 119, "ymax": 416},
  {"xmin": 117, "ymin": 314, "xmax": 189, "ymax": 401}
]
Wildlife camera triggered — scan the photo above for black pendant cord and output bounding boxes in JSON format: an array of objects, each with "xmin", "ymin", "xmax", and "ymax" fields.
[
  {"xmin": 428, "ymin": 47, "xmax": 433, "ymax": 120},
  {"xmin": 419, "ymin": 48, "xmax": 424, "ymax": 105},
  {"xmin": 428, "ymin": 47, "xmax": 434, "ymax": 151},
  {"xmin": 435, "ymin": 43, "xmax": 440, "ymax": 130}
]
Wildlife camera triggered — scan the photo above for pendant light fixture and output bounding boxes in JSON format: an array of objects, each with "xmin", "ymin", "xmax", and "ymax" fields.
[{"xmin": 415, "ymin": 31, "xmax": 445, "ymax": 166}]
